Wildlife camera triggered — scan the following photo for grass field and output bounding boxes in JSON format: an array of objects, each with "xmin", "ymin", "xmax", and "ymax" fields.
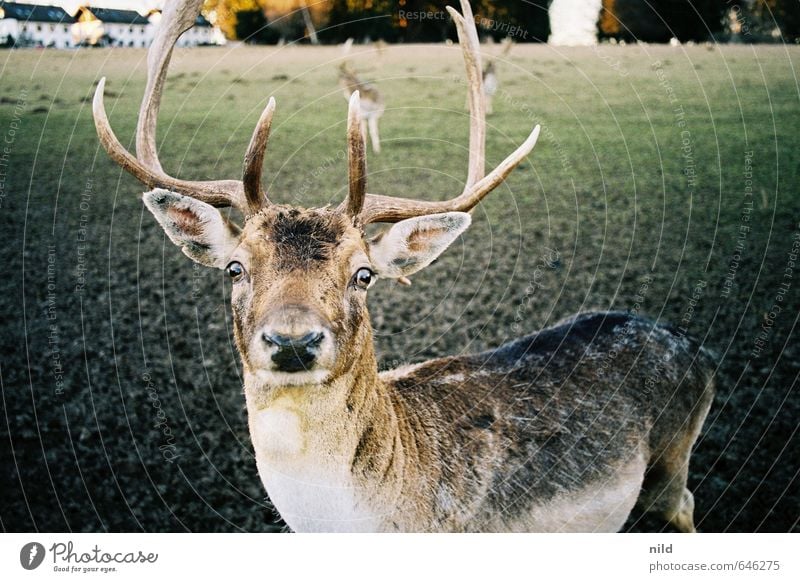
[{"xmin": 0, "ymin": 42, "xmax": 798, "ymax": 532}]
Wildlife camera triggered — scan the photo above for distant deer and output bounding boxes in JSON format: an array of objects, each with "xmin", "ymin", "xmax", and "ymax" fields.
[
  {"xmin": 338, "ymin": 55, "xmax": 384, "ymax": 154},
  {"xmin": 93, "ymin": 0, "xmax": 715, "ymax": 532},
  {"xmin": 470, "ymin": 37, "xmax": 512, "ymax": 115}
]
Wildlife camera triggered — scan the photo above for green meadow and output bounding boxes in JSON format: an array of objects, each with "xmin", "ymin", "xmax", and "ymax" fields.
[{"xmin": 0, "ymin": 43, "xmax": 797, "ymax": 531}]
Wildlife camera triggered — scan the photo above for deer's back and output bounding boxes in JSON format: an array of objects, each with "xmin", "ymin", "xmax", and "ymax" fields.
[{"xmin": 383, "ymin": 311, "xmax": 715, "ymax": 530}]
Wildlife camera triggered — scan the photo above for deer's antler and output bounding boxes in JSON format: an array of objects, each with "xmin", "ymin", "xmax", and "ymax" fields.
[
  {"xmin": 342, "ymin": 0, "xmax": 540, "ymax": 224},
  {"xmin": 94, "ymin": 0, "xmax": 537, "ymax": 224},
  {"xmin": 343, "ymin": 91, "xmax": 367, "ymax": 217},
  {"xmin": 92, "ymin": 0, "xmax": 272, "ymax": 216}
]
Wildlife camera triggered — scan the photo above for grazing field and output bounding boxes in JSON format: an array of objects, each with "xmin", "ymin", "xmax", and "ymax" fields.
[{"xmin": 0, "ymin": 42, "xmax": 798, "ymax": 532}]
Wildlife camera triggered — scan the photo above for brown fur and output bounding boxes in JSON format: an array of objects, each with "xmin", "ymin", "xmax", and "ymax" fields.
[
  {"xmin": 329, "ymin": 312, "xmax": 715, "ymax": 531},
  {"xmin": 338, "ymin": 63, "xmax": 383, "ymax": 105},
  {"xmin": 229, "ymin": 208, "xmax": 715, "ymax": 532},
  {"xmin": 167, "ymin": 206, "xmax": 204, "ymax": 236}
]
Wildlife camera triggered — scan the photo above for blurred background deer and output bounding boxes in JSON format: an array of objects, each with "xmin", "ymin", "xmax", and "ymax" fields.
[
  {"xmin": 339, "ymin": 38, "xmax": 385, "ymax": 153},
  {"xmin": 468, "ymin": 36, "xmax": 513, "ymax": 115}
]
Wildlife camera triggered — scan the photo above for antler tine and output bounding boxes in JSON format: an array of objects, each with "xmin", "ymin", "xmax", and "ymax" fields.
[
  {"xmin": 356, "ymin": 0, "xmax": 540, "ymax": 224},
  {"xmin": 447, "ymin": 0, "xmax": 485, "ymax": 188},
  {"xmin": 93, "ymin": 78, "xmax": 247, "ymax": 208},
  {"xmin": 136, "ymin": 0, "xmax": 203, "ymax": 172},
  {"xmin": 358, "ymin": 126, "xmax": 540, "ymax": 223},
  {"xmin": 341, "ymin": 91, "xmax": 367, "ymax": 218},
  {"xmin": 92, "ymin": 0, "xmax": 252, "ymax": 213},
  {"xmin": 242, "ymin": 97, "xmax": 276, "ymax": 215}
]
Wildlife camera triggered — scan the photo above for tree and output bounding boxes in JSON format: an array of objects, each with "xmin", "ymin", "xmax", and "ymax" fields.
[
  {"xmin": 321, "ymin": 0, "xmax": 549, "ymax": 44},
  {"xmin": 321, "ymin": 0, "xmax": 397, "ymax": 43},
  {"xmin": 205, "ymin": 0, "xmax": 328, "ymax": 41},
  {"xmin": 599, "ymin": 0, "xmax": 726, "ymax": 42},
  {"xmin": 204, "ymin": 0, "xmax": 265, "ymax": 39},
  {"xmin": 661, "ymin": 0, "xmax": 726, "ymax": 41},
  {"xmin": 235, "ymin": 9, "xmax": 283, "ymax": 42},
  {"xmin": 751, "ymin": 0, "xmax": 800, "ymax": 41},
  {"xmin": 473, "ymin": 0, "xmax": 549, "ymax": 43}
]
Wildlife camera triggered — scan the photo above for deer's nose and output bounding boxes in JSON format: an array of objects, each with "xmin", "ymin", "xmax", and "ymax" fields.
[
  {"xmin": 262, "ymin": 331, "xmax": 324, "ymax": 350},
  {"xmin": 262, "ymin": 331, "xmax": 324, "ymax": 373}
]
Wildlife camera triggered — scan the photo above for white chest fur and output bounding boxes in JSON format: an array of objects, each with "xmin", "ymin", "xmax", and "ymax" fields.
[{"xmin": 248, "ymin": 399, "xmax": 382, "ymax": 532}]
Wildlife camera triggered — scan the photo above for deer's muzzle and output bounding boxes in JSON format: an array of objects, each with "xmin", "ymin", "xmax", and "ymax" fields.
[{"xmin": 263, "ymin": 331, "xmax": 325, "ymax": 373}]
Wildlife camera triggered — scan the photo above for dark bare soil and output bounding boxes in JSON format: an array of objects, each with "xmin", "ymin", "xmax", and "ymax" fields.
[{"xmin": 0, "ymin": 45, "xmax": 797, "ymax": 532}]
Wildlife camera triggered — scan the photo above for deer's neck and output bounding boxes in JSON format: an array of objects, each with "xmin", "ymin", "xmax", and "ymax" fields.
[{"xmin": 243, "ymin": 330, "xmax": 417, "ymax": 532}]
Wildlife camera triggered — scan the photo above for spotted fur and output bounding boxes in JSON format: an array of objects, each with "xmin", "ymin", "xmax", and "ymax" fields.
[{"xmin": 350, "ymin": 311, "xmax": 716, "ymax": 531}]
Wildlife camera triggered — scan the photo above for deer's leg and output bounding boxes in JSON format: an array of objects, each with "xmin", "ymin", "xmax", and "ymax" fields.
[
  {"xmin": 639, "ymin": 417, "xmax": 712, "ymax": 531},
  {"xmin": 638, "ymin": 379, "xmax": 713, "ymax": 533},
  {"xmin": 637, "ymin": 443, "xmax": 695, "ymax": 532},
  {"xmin": 368, "ymin": 116, "xmax": 381, "ymax": 154},
  {"xmin": 668, "ymin": 488, "xmax": 697, "ymax": 533}
]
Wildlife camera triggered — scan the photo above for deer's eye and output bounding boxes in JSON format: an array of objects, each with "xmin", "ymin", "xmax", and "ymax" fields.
[
  {"xmin": 226, "ymin": 261, "xmax": 245, "ymax": 281},
  {"xmin": 352, "ymin": 267, "xmax": 375, "ymax": 290}
]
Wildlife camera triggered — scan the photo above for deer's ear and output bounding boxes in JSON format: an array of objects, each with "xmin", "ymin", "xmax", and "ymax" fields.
[
  {"xmin": 143, "ymin": 189, "xmax": 240, "ymax": 269},
  {"xmin": 368, "ymin": 212, "xmax": 471, "ymax": 278}
]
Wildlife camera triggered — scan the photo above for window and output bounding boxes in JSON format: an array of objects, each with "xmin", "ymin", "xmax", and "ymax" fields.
[
  {"xmin": 36, "ymin": 25, "xmax": 42, "ymax": 32},
  {"xmin": 63, "ymin": 26, "xmax": 68, "ymax": 33},
  {"xmin": 129, "ymin": 26, "xmax": 133, "ymax": 33}
]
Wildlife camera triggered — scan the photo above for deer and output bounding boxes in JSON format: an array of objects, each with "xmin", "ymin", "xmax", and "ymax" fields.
[
  {"xmin": 338, "ymin": 42, "xmax": 384, "ymax": 154},
  {"xmin": 92, "ymin": 0, "xmax": 715, "ymax": 533},
  {"xmin": 468, "ymin": 37, "xmax": 512, "ymax": 115}
]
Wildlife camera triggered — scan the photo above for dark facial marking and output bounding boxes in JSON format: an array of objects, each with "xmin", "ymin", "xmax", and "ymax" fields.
[
  {"xmin": 391, "ymin": 256, "xmax": 419, "ymax": 270},
  {"xmin": 271, "ymin": 344, "xmax": 317, "ymax": 373},
  {"xmin": 185, "ymin": 240, "xmax": 211, "ymax": 254},
  {"xmin": 269, "ymin": 210, "xmax": 346, "ymax": 270}
]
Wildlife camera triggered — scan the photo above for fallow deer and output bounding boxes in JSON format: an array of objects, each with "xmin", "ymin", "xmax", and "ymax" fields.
[
  {"xmin": 482, "ymin": 60, "xmax": 498, "ymax": 114},
  {"xmin": 338, "ymin": 59, "xmax": 384, "ymax": 154},
  {"xmin": 470, "ymin": 37, "xmax": 511, "ymax": 115},
  {"xmin": 92, "ymin": 0, "xmax": 715, "ymax": 532}
]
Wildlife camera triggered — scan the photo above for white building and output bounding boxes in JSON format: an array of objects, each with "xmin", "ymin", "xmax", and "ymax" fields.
[
  {"xmin": 176, "ymin": 13, "xmax": 222, "ymax": 47},
  {"xmin": 73, "ymin": 6, "xmax": 152, "ymax": 47},
  {"xmin": 0, "ymin": 2, "xmax": 223, "ymax": 48},
  {"xmin": 0, "ymin": 2, "xmax": 75, "ymax": 48}
]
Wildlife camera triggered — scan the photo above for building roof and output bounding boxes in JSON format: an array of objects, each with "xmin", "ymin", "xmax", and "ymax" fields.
[
  {"xmin": 0, "ymin": 3, "xmax": 213, "ymax": 29},
  {"xmin": 0, "ymin": 2, "xmax": 75, "ymax": 24},
  {"xmin": 146, "ymin": 9, "xmax": 211, "ymax": 28},
  {"xmin": 76, "ymin": 6, "xmax": 149, "ymax": 26}
]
